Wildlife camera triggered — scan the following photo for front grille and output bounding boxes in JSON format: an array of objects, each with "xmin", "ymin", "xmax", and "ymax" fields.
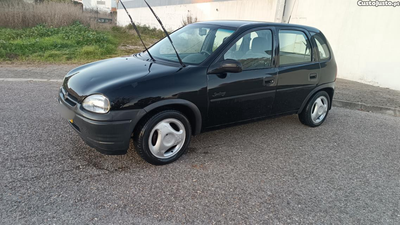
[
  {"xmin": 65, "ymin": 98, "xmax": 76, "ymax": 106},
  {"xmin": 61, "ymin": 88, "xmax": 78, "ymax": 107}
]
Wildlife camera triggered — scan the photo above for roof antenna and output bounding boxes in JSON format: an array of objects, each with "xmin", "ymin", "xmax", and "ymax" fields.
[
  {"xmin": 119, "ymin": 0, "xmax": 155, "ymax": 62},
  {"xmin": 144, "ymin": 0, "xmax": 185, "ymax": 67}
]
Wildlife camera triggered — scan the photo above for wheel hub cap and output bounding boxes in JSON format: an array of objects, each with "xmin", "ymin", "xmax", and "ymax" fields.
[
  {"xmin": 148, "ymin": 118, "xmax": 186, "ymax": 159},
  {"xmin": 311, "ymin": 96, "xmax": 328, "ymax": 124}
]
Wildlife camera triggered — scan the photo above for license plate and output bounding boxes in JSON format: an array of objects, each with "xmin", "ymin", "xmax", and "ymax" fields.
[{"xmin": 58, "ymin": 101, "xmax": 75, "ymax": 121}]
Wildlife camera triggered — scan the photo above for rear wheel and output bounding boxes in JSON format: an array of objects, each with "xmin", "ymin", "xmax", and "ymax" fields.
[
  {"xmin": 299, "ymin": 91, "xmax": 330, "ymax": 127},
  {"xmin": 134, "ymin": 110, "xmax": 192, "ymax": 165}
]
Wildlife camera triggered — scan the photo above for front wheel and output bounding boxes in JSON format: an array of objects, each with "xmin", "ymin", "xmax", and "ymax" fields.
[
  {"xmin": 133, "ymin": 110, "xmax": 192, "ymax": 165},
  {"xmin": 299, "ymin": 91, "xmax": 330, "ymax": 127}
]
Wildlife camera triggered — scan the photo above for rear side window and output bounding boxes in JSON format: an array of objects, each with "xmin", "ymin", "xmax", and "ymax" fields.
[
  {"xmin": 313, "ymin": 33, "xmax": 331, "ymax": 60},
  {"xmin": 279, "ymin": 30, "xmax": 311, "ymax": 66}
]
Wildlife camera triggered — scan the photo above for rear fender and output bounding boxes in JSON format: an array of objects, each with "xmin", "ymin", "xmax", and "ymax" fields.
[{"xmin": 297, "ymin": 83, "xmax": 335, "ymax": 114}]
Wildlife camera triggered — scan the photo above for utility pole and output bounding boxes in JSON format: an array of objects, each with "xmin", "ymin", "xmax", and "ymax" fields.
[
  {"xmin": 274, "ymin": 0, "xmax": 286, "ymax": 23},
  {"xmin": 275, "ymin": 0, "xmax": 297, "ymax": 23}
]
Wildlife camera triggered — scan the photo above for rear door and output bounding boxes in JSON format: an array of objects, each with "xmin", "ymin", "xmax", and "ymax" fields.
[
  {"xmin": 272, "ymin": 28, "xmax": 320, "ymax": 114},
  {"xmin": 207, "ymin": 28, "xmax": 278, "ymax": 127}
]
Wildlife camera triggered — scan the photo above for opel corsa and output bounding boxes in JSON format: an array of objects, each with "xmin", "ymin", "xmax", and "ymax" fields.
[{"xmin": 58, "ymin": 21, "xmax": 337, "ymax": 165}]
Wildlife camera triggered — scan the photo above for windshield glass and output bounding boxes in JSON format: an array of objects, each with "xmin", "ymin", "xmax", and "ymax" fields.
[{"xmin": 147, "ymin": 25, "xmax": 235, "ymax": 64}]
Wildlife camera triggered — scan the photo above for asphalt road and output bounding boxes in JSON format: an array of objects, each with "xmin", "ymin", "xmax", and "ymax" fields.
[{"xmin": 1, "ymin": 80, "xmax": 400, "ymax": 224}]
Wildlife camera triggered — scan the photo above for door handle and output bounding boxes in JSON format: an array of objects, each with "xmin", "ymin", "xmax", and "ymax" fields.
[
  {"xmin": 263, "ymin": 78, "xmax": 274, "ymax": 86},
  {"xmin": 309, "ymin": 73, "xmax": 318, "ymax": 80}
]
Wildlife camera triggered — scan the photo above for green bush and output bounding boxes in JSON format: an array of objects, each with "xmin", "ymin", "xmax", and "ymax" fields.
[
  {"xmin": 0, "ymin": 22, "xmax": 117, "ymax": 62},
  {"xmin": 0, "ymin": 21, "xmax": 164, "ymax": 62}
]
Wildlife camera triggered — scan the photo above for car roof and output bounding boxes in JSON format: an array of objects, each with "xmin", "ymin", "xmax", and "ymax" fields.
[{"xmin": 195, "ymin": 20, "xmax": 321, "ymax": 33}]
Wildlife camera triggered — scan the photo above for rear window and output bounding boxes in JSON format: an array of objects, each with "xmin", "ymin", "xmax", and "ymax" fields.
[
  {"xmin": 279, "ymin": 30, "xmax": 312, "ymax": 66},
  {"xmin": 312, "ymin": 33, "xmax": 331, "ymax": 61}
]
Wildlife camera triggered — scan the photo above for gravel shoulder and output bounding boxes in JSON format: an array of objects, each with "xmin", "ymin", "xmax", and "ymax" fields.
[
  {"xmin": 0, "ymin": 64, "xmax": 77, "ymax": 80},
  {"xmin": 334, "ymin": 78, "xmax": 400, "ymax": 109}
]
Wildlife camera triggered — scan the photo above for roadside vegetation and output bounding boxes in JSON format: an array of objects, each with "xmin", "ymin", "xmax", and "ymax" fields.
[{"xmin": 0, "ymin": 0, "xmax": 165, "ymax": 63}]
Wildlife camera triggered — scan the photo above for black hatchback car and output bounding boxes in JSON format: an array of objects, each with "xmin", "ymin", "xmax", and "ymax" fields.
[{"xmin": 58, "ymin": 21, "xmax": 336, "ymax": 165}]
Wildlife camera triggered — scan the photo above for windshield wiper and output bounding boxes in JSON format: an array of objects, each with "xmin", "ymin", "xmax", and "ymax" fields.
[
  {"xmin": 119, "ymin": 0, "xmax": 155, "ymax": 62},
  {"xmin": 144, "ymin": 0, "xmax": 185, "ymax": 67}
]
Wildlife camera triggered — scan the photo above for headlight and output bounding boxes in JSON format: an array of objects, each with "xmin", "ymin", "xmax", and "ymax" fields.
[{"xmin": 82, "ymin": 94, "xmax": 110, "ymax": 114}]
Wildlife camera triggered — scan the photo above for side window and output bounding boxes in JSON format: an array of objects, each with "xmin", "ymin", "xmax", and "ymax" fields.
[
  {"xmin": 224, "ymin": 29, "xmax": 273, "ymax": 70},
  {"xmin": 279, "ymin": 30, "xmax": 311, "ymax": 66},
  {"xmin": 313, "ymin": 33, "xmax": 331, "ymax": 60}
]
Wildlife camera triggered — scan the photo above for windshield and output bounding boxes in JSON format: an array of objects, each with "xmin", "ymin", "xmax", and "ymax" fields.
[{"xmin": 147, "ymin": 25, "xmax": 235, "ymax": 64}]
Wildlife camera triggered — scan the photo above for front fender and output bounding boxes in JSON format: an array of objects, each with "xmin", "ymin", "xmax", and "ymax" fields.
[{"xmin": 142, "ymin": 99, "xmax": 203, "ymax": 135}]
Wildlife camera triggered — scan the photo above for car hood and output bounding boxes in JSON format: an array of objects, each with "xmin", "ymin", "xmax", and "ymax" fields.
[{"xmin": 63, "ymin": 56, "xmax": 178, "ymax": 101}]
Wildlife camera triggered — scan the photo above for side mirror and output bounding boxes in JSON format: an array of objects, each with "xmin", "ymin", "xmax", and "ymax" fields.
[{"xmin": 208, "ymin": 59, "xmax": 243, "ymax": 74}]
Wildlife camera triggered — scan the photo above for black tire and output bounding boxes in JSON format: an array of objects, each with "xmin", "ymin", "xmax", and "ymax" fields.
[
  {"xmin": 133, "ymin": 110, "xmax": 192, "ymax": 165},
  {"xmin": 298, "ymin": 91, "xmax": 330, "ymax": 127}
]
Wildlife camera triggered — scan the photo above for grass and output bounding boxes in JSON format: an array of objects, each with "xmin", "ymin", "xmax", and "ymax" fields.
[
  {"xmin": 0, "ymin": 0, "xmax": 166, "ymax": 63},
  {"xmin": 0, "ymin": 22, "xmax": 165, "ymax": 63}
]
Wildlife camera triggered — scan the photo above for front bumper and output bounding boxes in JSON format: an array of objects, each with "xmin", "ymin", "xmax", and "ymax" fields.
[{"xmin": 58, "ymin": 89, "xmax": 144, "ymax": 155}]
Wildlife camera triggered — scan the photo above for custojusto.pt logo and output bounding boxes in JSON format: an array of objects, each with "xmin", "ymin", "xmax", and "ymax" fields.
[{"xmin": 358, "ymin": 0, "xmax": 400, "ymax": 7}]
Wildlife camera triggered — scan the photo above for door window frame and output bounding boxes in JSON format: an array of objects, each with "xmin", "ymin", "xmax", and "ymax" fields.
[{"xmin": 210, "ymin": 27, "xmax": 278, "ymax": 71}]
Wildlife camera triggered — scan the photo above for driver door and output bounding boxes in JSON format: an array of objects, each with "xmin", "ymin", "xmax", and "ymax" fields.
[{"xmin": 207, "ymin": 28, "xmax": 278, "ymax": 127}]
